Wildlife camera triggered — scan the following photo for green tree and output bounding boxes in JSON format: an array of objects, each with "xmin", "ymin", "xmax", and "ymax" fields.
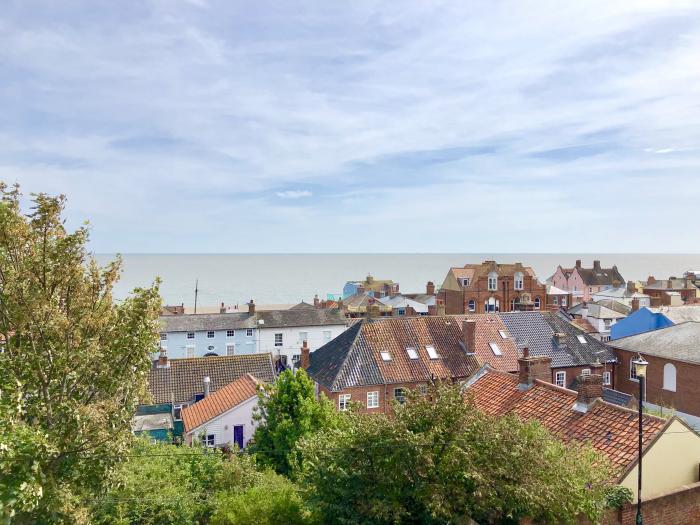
[
  {"xmin": 295, "ymin": 383, "xmax": 616, "ymax": 525},
  {"xmin": 0, "ymin": 184, "xmax": 162, "ymax": 523},
  {"xmin": 250, "ymin": 368, "xmax": 343, "ymax": 475}
]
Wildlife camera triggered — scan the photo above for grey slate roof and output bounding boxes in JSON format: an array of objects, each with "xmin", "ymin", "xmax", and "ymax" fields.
[
  {"xmin": 160, "ymin": 308, "xmax": 346, "ymax": 333},
  {"xmin": 497, "ymin": 311, "xmax": 615, "ymax": 368},
  {"xmin": 147, "ymin": 353, "xmax": 275, "ymax": 405},
  {"xmin": 609, "ymin": 322, "xmax": 700, "ymax": 364},
  {"xmin": 577, "ymin": 266, "xmax": 625, "ymax": 287},
  {"xmin": 602, "ymin": 388, "xmax": 633, "ymax": 407}
]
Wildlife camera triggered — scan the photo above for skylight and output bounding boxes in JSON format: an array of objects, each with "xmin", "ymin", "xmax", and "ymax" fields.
[
  {"xmin": 426, "ymin": 345, "xmax": 439, "ymax": 359},
  {"xmin": 489, "ymin": 342, "xmax": 502, "ymax": 356},
  {"xmin": 380, "ymin": 351, "xmax": 392, "ymax": 361},
  {"xmin": 498, "ymin": 330, "xmax": 508, "ymax": 339},
  {"xmin": 406, "ymin": 347, "xmax": 418, "ymax": 360},
  {"xmin": 576, "ymin": 335, "xmax": 588, "ymax": 344}
]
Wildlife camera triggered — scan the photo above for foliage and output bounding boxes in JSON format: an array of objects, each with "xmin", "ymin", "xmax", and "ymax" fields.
[
  {"xmin": 604, "ymin": 485, "xmax": 633, "ymax": 509},
  {"xmin": 251, "ymin": 368, "xmax": 344, "ymax": 475},
  {"xmin": 295, "ymin": 383, "xmax": 616, "ymax": 525},
  {"xmin": 0, "ymin": 184, "xmax": 162, "ymax": 523}
]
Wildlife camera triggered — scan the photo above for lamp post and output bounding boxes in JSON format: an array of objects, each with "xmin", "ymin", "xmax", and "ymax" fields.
[{"xmin": 633, "ymin": 354, "xmax": 648, "ymax": 525}]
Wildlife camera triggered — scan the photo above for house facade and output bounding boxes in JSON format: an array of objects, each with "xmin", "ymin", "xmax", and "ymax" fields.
[
  {"xmin": 438, "ymin": 260, "xmax": 547, "ymax": 314},
  {"xmin": 551, "ymin": 259, "xmax": 625, "ymax": 302},
  {"xmin": 568, "ymin": 301, "xmax": 628, "ymax": 342}
]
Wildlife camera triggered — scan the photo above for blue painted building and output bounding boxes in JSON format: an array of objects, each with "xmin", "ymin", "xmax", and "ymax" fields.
[{"xmin": 610, "ymin": 307, "xmax": 675, "ymax": 339}]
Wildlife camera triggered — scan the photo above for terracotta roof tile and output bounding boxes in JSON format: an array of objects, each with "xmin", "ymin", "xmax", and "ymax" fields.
[
  {"xmin": 455, "ymin": 314, "xmax": 519, "ymax": 372},
  {"xmin": 182, "ymin": 374, "xmax": 261, "ymax": 433}
]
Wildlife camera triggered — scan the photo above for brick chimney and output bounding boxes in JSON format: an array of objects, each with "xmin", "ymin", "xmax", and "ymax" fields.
[
  {"xmin": 220, "ymin": 302, "xmax": 226, "ymax": 314},
  {"xmin": 426, "ymin": 281, "xmax": 435, "ymax": 295},
  {"xmin": 203, "ymin": 376, "xmax": 211, "ymax": 397},
  {"xmin": 157, "ymin": 347, "xmax": 169, "ymax": 368},
  {"xmin": 462, "ymin": 319, "xmax": 476, "ymax": 354},
  {"xmin": 593, "ymin": 260, "xmax": 601, "ymax": 271},
  {"xmin": 627, "ymin": 281, "xmax": 636, "ymax": 294},
  {"xmin": 573, "ymin": 373, "xmax": 603, "ymax": 413},
  {"xmin": 337, "ymin": 297, "xmax": 344, "ymax": 310},
  {"xmin": 300, "ymin": 340, "xmax": 310, "ymax": 369},
  {"xmin": 518, "ymin": 354, "xmax": 552, "ymax": 389},
  {"xmin": 248, "ymin": 299, "xmax": 256, "ymax": 315},
  {"xmin": 631, "ymin": 297, "xmax": 640, "ymax": 312},
  {"xmin": 575, "ymin": 259, "xmax": 582, "ymax": 269},
  {"xmin": 313, "ymin": 294, "xmax": 320, "ymax": 308},
  {"xmin": 647, "ymin": 275, "xmax": 656, "ymax": 285}
]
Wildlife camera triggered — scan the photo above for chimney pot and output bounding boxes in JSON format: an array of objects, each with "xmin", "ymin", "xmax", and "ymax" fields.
[
  {"xmin": 157, "ymin": 347, "xmax": 169, "ymax": 368},
  {"xmin": 203, "ymin": 376, "xmax": 211, "ymax": 397},
  {"xmin": 631, "ymin": 297, "xmax": 640, "ymax": 312},
  {"xmin": 248, "ymin": 299, "xmax": 256, "ymax": 315},
  {"xmin": 426, "ymin": 281, "xmax": 436, "ymax": 295},
  {"xmin": 574, "ymin": 373, "xmax": 603, "ymax": 413},
  {"xmin": 313, "ymin": 294, "xmax": 320, "ymax": 308},
  {"xmin": 593, "ymin": 260, "xmax": 601, "ymax": 271},
  {"xmin": 220, "ymin": 302, "xmax": 226, "ymax": 314},
  {"xmin": 575, "ymin": 259, "xmax": 582, "ymax": 269},
  {"xmin": 300, "ymin": 340, "xmax": 310, "ymax": 369},
  {"xmin": 462, "ymin": 319, "xmax": 476, "ymax": 354}
]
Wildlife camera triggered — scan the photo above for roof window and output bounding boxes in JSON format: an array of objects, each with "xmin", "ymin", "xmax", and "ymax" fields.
[
  {"xmin": 498, "ymin": 330, "xmax": 508, "ymax": 339},
  {"xmin": 426, "ymin": 345, "xmax": 439, "ymax": 359},
  {"xmin": 406, "ymin": 347, "xmax": 419, "ymax": 360},
  {"xmin": 489, "ymin": 342, "xmax": 502, "ymax": 356},
  {"xmin": 380, "ymin": 351, "xmax": 392, "ymax": 361},
  {"xmin": 576, "ymin": 335, "xmax": 587, "ymax": 344}
]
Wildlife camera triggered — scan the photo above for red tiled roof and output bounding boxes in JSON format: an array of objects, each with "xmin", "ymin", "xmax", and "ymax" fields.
[
  {"xmin": 182, "ymin": 374, "xmax": 261, "ymax": 433},
  {"xmin": 467, "ymin": 370, "xmax": 668, "ymax": 472},
  {"xmin": 454, "ymin": 314, "xmax": 519, "ymax": 372}
]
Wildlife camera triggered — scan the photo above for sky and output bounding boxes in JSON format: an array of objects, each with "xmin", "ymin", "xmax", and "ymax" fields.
[{"xmin": 1, "ymin": 0, "xmax": 700, "ymax": 253}]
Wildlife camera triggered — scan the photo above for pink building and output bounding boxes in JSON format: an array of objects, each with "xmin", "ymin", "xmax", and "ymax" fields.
[{"xmin": 551, "ymin": 259, "xmax": 624, "ymax": 303}]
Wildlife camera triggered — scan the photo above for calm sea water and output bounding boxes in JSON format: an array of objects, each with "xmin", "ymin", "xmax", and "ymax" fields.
[{"xmin": 95, "ymin": 254, "xmax": 700, "ymax": 308}]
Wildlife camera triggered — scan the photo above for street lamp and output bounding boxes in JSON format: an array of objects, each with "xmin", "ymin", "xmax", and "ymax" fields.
[{"xmin": 632, "ymin": 354, "xmax": 648, "ymax": 525}]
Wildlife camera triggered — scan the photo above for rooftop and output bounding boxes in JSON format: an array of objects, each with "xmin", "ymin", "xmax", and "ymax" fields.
[
  {"xmin": 609, "ymin": 322, "xmax": 700, "ymax": 364},
  {"xmin": 650, "ymin": 305, "xmax": 700, "ymax": 324}
]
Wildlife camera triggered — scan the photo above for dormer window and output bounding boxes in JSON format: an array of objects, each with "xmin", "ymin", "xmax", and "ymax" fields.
[
  {"xmin": 426, "ymin": 345, "xmax": 439, "ymax": 359},
  {"xmin": 461, "ymin": 278, "xmax": 471, "ymax": 287},
  {"xmin": 488, "ymin": 272, "xmax": 498, "ymax": 291},
  {"xmin": 380, "ymin": 351, "xmax": 392, "ymax": 361},
  {"xmin": 514, "ymin": 272, "xmax": 524, "ymax": 290},
  {"xmin": 406, "ymin": 347, "xmax": 418, "ymax": 360}
]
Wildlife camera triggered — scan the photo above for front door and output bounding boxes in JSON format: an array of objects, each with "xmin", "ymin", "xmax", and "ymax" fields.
[{"xmin": 233, "ymin": 425, "xmax": 244, "ymax": 450}]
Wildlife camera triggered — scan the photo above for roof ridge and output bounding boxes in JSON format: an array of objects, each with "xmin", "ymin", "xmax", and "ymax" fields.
[
  {"xmin": 532, "ymin": 378, "xmax": 578, "ymax": 397},
  {"xmin": 330, "ymin": 320, "xmax": 366, "ymax": 391}
]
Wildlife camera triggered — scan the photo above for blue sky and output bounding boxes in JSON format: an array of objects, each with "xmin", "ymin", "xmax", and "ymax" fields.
[{"xmin": 1, "ymin": 1, "xmax": 699, "ymax": 253}]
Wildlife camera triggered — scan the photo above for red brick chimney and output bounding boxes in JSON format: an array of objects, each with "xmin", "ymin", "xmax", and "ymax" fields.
[
  {"xmin": 593, "ymin": 260, "xmax": 601, "ymax": 271},
  {"xmin": 426, "ymin": 281, "xmax": 435, "ymax": 295},
  {"xmin": 518, "ymin": 354, "xmax": 552, "ymax": 389},
  {"xmin": 647, "ymin": 275, "xmax": 656, "ymax": 285},
  {"xmin": 575, "ymin": 259, "xmax": 582, "ymax": 269},
  {"xmin": 462, "ymin": 319, "xmax": 476, "ymax": 354},
  {"xmin": 627, "ymin": 281, "xmax": 636, "ymax": 294},
  {"xmin": 157, "ymin": 347, "xmax": 169, "ymax": 368},
  {"xmin": 631, "ymin": 297, "xmax": 640, "ymax": 312},
  {"xmin": 300, "ymin": 340, "xmax": 310, "ymax": 369},
  {"xmin": 248, "ymin": 299, "xmax": 256, "ymax": 315},
  {"xmin": 573, "ymin": 373, "xmax": 603, "ymax": 413},
  {"xmin": 313, "ymin": 294, "xmax": 320, "ymax": 308}
]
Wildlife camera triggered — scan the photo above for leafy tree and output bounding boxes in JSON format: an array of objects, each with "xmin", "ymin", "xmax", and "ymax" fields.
[
  {"xmin": 251, "ymin": 368, "xmax": 343, "ymax": 475},
  {"xmin": 0, "ymin": 184, "xmax": 162, "ymax": 523},
  {"xmin": 295, "ymin": 383, "xmax": 616, "ymax": 525}
]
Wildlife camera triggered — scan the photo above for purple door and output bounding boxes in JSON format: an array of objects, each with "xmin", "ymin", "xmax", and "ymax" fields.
[{"xmin": 233, "ymin": 425, "xmax": 244, "ymax": 450}]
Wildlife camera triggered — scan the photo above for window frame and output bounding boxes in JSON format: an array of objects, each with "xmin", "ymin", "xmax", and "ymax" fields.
[
  {"xmin": 201, "ymin": 434, "xmax": 215, "ymax": 447},
  {"xmin": 366, "ymin": 391, "xmax": 379, "ymax": 409},
  {"xmin": 487, "ymin": 272, "xmax": 498, "ymax": 291},
  {"xmin": 274, "ymin": 333, "xmax": 283, "ymax": 347},
  {"xmin": 630, "ymin": 358, "xmax": 640, "ymax": 381},
  {"xmin": 173, "ymin": 404, "xmax": 183, "ymax": 421},
  {"xmin": 160, "ymin": 333, "xmax": 168, "ymax": 341},
  {"xmin": 207, "ymin": 331, "xmax": 215, "ymax": 339},
  {"xmin": 393, "ymin": 388, "xmax": 406, "ymax": 404},
  {"xmin": 187, "ymin": 332, "xmax": 195, "ymax": 340},
  {"xmin": 534, "ymin": 297, "xmax": 541, "ymax": 310},
  {"xmin": 226, "ymin": 329, "xmax": 235, "ymax": 338},
  {"xmin": 663, "ymin": 363, "xmax": 676, "ymax": 392},
  {"xmin": 339, "ymin": 393, "xmax": 351, "ymax": 411},
  {"xmin": 246, "ymin": 328, "xmax": 253, "ymax": 337},
  {"xmin": 514, "ymin": 272, "xmax": 524, "ymax": 291},
  {"xmin": 226, "ymin": 343, "xmax": 235, "ymax": 356},
  {"xmin": 468, "ymin": 299, "xmax": 476, "ymax": 312},
  {"xmin": 555, "ymin": 371, "xmax": 566, "ymax": 387},
  {"xmin": 426, "ymin": 345, "xmax": 439, "ymax": 359},
  {"xmin": 603, "ymin": 371, "xmax": 611, "ymax": 386}
]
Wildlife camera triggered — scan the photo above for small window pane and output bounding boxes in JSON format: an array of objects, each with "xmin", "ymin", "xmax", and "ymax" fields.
[
  {"xmin": 207, "ymin": 331, "xmax": 215, "ymax": 338},
  {"xmin": 367, "ymin": 391, "xmax": 379, "ymax": 409},
  {"xmin": 226, "ymin": 330, "xmax": 235, "ymax": 337}
]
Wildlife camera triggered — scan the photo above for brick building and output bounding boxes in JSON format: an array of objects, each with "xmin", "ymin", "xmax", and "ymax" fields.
[
  {"xmin": 304, "ymin": 316, "xmax": 481, "ymax": 413},
  {"xmin": 438, "ymin": 260, "xmax": 547, "ymax": 314},
  {"xmin": 610, "ymin": 322, "xmax": 700, "ymax": 426},
  {"xmin": 642, "ymin": 275, "xmax": 698, "ymax": 306},
  {"xmin": 551, "ymin": 259, "xmax": 625, "ymax": 303}
]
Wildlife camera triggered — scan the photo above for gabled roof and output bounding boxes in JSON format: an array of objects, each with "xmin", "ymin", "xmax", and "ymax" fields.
[
  {"xmin": 160, "ymin": 312, "xmax": 256, "ymax": 333},
  {"xmin": 290, "ymin": 301, "xmax": 316, "ymax": 310},
  {"xmin": 378, "ymin": 294, "xmax": 430, "ymax": 314},
  {"xmin": 449, "ymin": 261, "xmax": 539, "ymax": 289},
  {"xmin": 609, "ymin": 322, "xmax": 700, "ymax": 364},
  {"xmin": 455, "ymin": 314, "xmax": 519, "ymax": 372},
  {"xmin": 575, "ymin": 265, "xmax": 625, "ymax": 287},
  {"xmin": 577, "ymin": 303, "xmax": 627, "ymax": 320},
  {"xmin": 256, "ymin": 308, "xmax": 347, "ymax": 328},
  {"xmin": 307, "ymin": 317, "xmax": 480, "ymax": 391},
  {"xmin": 147, "ymin": 354, "xmax": 275, "ymax": 405},
  {"xmin": 650, "ymin": 305, "xmax": 700, "ymax": 324},
  {"xmin": 595, "ymin": 299, "xmax": 631, "ymax": 316},
  {"xmin": 571, "ymin": 318, "xmax": 597, "ymax": 334},
  {"xmin": 182, "ymin": 374, "xmax": 261, "ymax": 433},
  {"xmin": 466, "ymin": 369, "xmax": 668, "ymax": 471}
]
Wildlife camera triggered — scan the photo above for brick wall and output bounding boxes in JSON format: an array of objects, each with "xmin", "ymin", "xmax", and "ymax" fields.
[
  {"xmin": 613, "ymin": 348, "xmax": 700, "ymax": 418},
  {"xmin": 551, "ymin": 364, "xmax": 616, "ymax": 390},
  {"xmin": 319, "ymin": 381, "xmax": 429, "ymax": 414}
]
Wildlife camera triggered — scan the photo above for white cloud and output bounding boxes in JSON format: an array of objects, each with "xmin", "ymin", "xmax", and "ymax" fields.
[{"xmin": 275, "ymin": 190, "xmax": 312, "ymax": 199}]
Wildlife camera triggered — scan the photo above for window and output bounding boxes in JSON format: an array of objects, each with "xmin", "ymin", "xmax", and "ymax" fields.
[
  {"xmin": 604, "ymin": 319, "xmax": 612, "ymax": 329},
  {"xmin": 603, "ymin": 371, "xmax": 611, "ymax": 386},
  {"xmin": 553, "ymin": 296, "xmax": 558, "ymax": 305},
  {"xmin": 187, "ymin": 332, "xmax": 195, "ymax": 339},
  {"xmin": 663, "ymin": 363, "xmax": 676, "ymax": 392},
  {"xmin": 406, "ymin": 347, "xmax": 419, "ymax": 359},
  {"xmin": 299, "ymin": 331, "xmax": 308, "ymax": 343},
  {"xmin": 630, "ymin": 358, "xmax": 641, "ymax": 381},
  {"xmin": 194, "ymin": 393, "xmax": 205, "ymax": 402},
  {"xmin": 226, "ymin": 330, "xmax": 235, "ymax": 338},
  {"xmin": 226, "ymin": 344, "xmax": 235, "ymax": 356},
  {"xmin": 534, "ymin": 297, "xmax": 541, "ymax": 310},
  {"xmin": 246, "ymin": 329, "xmax": 253, "ymax": 337},
  {"xmin": 601, "ymin": 336, "xmax": 610, "ymax": 342},
  {"xmin": 274, "ymin": 333, "xmax": 283, "ymax": 347},
  {"xmin": 488, "ymin": 272, "xmax": 498, "ymax": 291},
  {"xmin": 186, "ymin": 345, "xmax": 195, "ymax": 358},
  {"xmin": 489, "ymin": 342, "xmax": 502, "ymax": 356},
  {"xmin": 367, "ymin": 391, "xmax": 379, "ymax": 409},
  {"xmin": 576, "ymin": 335, "xmax": 587, "ymax": 344},
  {"xmin": 323, "ymin": 330, "xmax": 332, "ymax": 341},
  {"xmin": 397, "ymin": 308, "xmax": 406, "ymax": 316},
  {"xmin": 468, "ymin": 299, "xmax": 476, "ymax": 312},
  {"xmin": 160, "ymin": 333, "xmax": 167, "ymax": 341},
  {"xmin": 201, "ymin": 434, "xmax": 215, "ymax": 447},
  {"xmin": 292, "ymin": 354, "xmax": 301, "ymax": 366},
  {"xmin": 514, "ymin": 272, "xmax": 524, "ymax": 290},
  {"xmin": 581, "ymin": 368, "xmax": 591, "ymax": 377},
  {"xmin": 498, "ymin": 330, "xmax": 508, "ymax": 339},
  {"xmin": 562, "ymin": 297, "xmax": 567, "ymax": 307},
  {"xmin": 339, "ymin": 394, "xmax": 351, "ymax": 410},
  {"xmin": 394, "ymin": 388, "xmax": 406, "ymax": 404},
  {"xmin": 173, "ymin": 405, "xmax": 183, "ymax": 421},
  {"xmin": 380, "ymin": 351, "xmax": 392, "ymax": 361},
  {"xmin": 207, "ymin": 331, "xmax": 215, "ymax": 338},
  {"xmin": 462, "ymin": 278, "xmax": 471, "ymax": 287},
  {"xmin": 426, "ymin": 345, "xmax": 439, "ymax": 359},
  {"xmin": 555, "ymin": 371, "xmax": 566, "ymax": 387}
]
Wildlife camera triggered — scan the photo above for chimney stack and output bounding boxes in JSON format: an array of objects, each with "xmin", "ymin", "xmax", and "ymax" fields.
[
  {"xmin": 300, "ymin": 340, "xmax": 310, "ymax": 369},
  {"xmin": 575, "ymin": 259, "xmax": 582, "ymax": 269},
  {"xmin": 248, "ymin": 299, "xmax": 256, "ymax": 315},
  {"xmin": 157, "ymin": 347, "xmax": 169, "ymax": 368},
  {"xmin": 518, "ymin": 354, "xmax": 552, "ymax": 389},
  {"xmin": 631, "ymin": 297, "xmax": 640, "ymax": 312},
  {"xmin": 647, "ymin": 275, "xmax": 656, "ymax": 285},
  {"xmin": 313, "ymin": 294, "xmax": 320, "ymax": 308},
  {"xmin": 426, "ymin": 281, "xmax": 436, "ymax": 295},
  {"xmin": 203, "ymin": 376, "xmax": 211, "ymax": 397},
  {"xmin": 573, "ymin": 373, "xmax": 603, "ymax": 413},
  {"xmin": 337, "ymin": 297, "xmax": 344, "ymax": 310},
  {"xmin": 627, "ymin": 281, "xmax": 636, "ymax": 294},
  {"xmin": 593, "ymin": 260, "xmax": 601, "ymax": 271},
  {"xmin": 220, "ymin": 302, "xmax": 227, "ymax": 314},
  {"xmin": 462, "ymin": 319, "xmax": 476, "ymax": 354}
]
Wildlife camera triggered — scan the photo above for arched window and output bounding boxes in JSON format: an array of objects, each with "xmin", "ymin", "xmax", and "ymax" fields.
[
  {"xmin": 534, "ymin": 297, "xmax": 541, "ymax": 309},
  {"xmin": 488, "ymin": 272, "xmax": 498, "ymax": 291},
  {"xmin": 663, "ymin": 363, "xmax": 676, "ymax": 392},
  {"xmin": 468, "ymin": 299, "xmax": 476, "ymax": 312},
  {"xmin": 514, "ymin": 272, "xmax": 524, "ymax": 290}
]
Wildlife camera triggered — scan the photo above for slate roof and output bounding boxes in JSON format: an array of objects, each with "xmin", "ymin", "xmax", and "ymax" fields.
[
  {"xmin": 576, "ymin": 265, "xmax": 625, "ymax": 287},
  {"xmin": 602, "ymin": 388, "xmax": 633, "ymax": 407},
  {"xmin": 466, "ymin": 369, "xmax": 668, "ymax": 471},
  {"xmin": 576, "ymin": 303, "xmax": 627, "ymax": 320},
  {"xmin": 147, "ymin": 354, "xmax": 275, "ymax": 405},
  {"xmin": 644, "ymin": 279, "xmax": 696, "ymax": 290},
  {"xmin": 290, "ymin": 301, "xmax": 316, "ymax": 310},
  {"xmin": 307, "ymin": 316, "xmax": 480, "ymax": 391},
  {"xmin": 455, "ymin": 314, "xmax": 519, "ymax": 372},
  {"xmin": 378, "ymin": 294, "xmax": 430, "ymax": 314},
  {"xmin": 257, "ymin": 308, "xmax": 347, "ymax": 328},
  {"xmin": 497, "ymin": 311, "xmax": 616, "ymax": 368},
  {"xmin": 571, "ymin": 318, "xmax": 597, "ymax": 334},
  {"xmin": 609, "ymin": 322, "xmax": 700, "ymax": 364},
  {"xmin": 182, "ymin": 373, "xmax": 262, "ymax": 433},
  {"xmin": 650, "ymin": 305, "xmax": 700, "ymax": 324}
]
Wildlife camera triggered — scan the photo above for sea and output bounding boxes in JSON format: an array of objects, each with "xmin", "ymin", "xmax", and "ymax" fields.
[{"xmin": 94, "ymin": 254, "xmax": 700, "ymax": 309}]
